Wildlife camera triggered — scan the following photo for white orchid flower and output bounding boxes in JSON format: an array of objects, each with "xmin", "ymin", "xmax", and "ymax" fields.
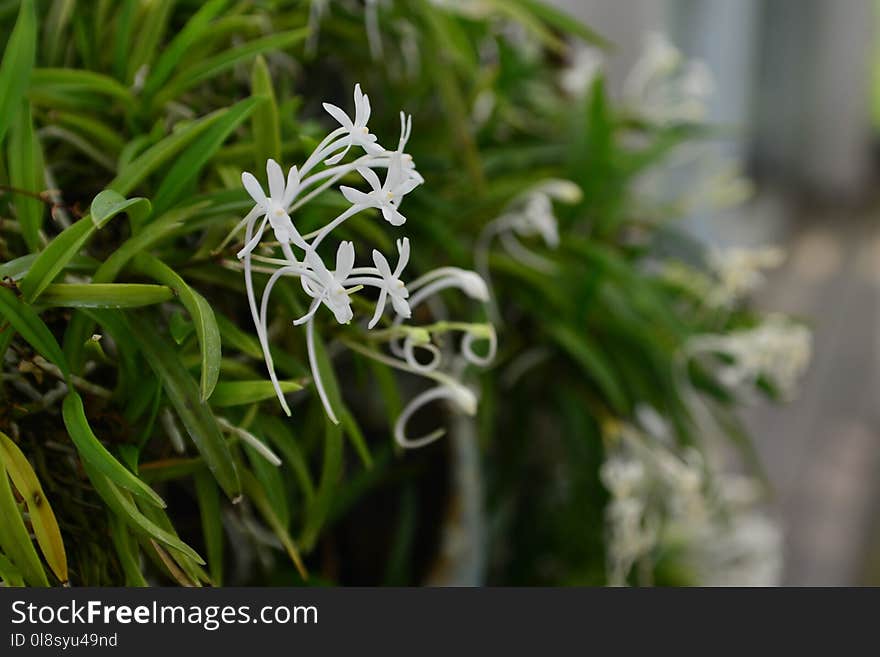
[
  {"xmin": 239, "ymin": 159, "xmax": 306, "ymax": 255},
  {"xmin": 511, "ymin": 193, "xmax": 560, "ymax": 248},
  {"xmin": 297, "ymin": 242, "xmax": 356, "ymax": 325},
  {"xmin": 322, "ymin": 83, "xmax": 383, "ymax": 164},
  {"xmin": 230, "ymin": 84, "xmax": 494, "ymax": 442},
  {"xmin": 395, "ymin": 111, "xmax": 424, "ymax": 185},
  {"xmin": 340, "ymin": 155, "xmax": 420, "ymax": 226},
  {"xmin": 368, "ymin": 237, "xmax": 411, "ymax": 328}
]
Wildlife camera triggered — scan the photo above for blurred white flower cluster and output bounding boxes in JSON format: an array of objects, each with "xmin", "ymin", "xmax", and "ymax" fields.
[
  {"xmin": 601, "ymin": 414, "xmax": 782, "ymax": 586},
  {"xmin": 623, "ymin": 32, "xmax": 714, "ymax": 125},
  {"xmin": 230, "ymin": 84, "xmax": 494, "ymax": 447},
  {"xmin": 689, "ymin": 314, "xmax": 812, "ymax": 400},
  {"xmin": 707, "ymin": 246, "xmax": 786, "ymax": 307}
]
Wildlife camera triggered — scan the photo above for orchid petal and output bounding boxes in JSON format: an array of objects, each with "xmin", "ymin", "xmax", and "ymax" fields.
[
  {"xmin": 324, "ymin": 141, "xmax": 352, "ymax": 165},
  {"xmin": 372, "ymin": 249, "xmax": 393, "ymax": 279},
  {"xmin": 335, "ymin": 241, "xmax": 355, "ymax": 280},
  {"xmin": 282, "ymin": 165, "xmax": 301, "ymax": 207},
  {"xmin": 395, "ymin": 237, "xmax": 411, "ymax": 275},
  {"xmin": 242, "ymin": 171, "xmax": 267, "ymax": 206},
  {"xmin": 340, "ymin": 185, "xmax": 371, "ymax": 206},
  {"xmin": 382, "ymin": 206, "xmax": 406, "ymax": 226},
  {"xmin": 323, "ymin": 102, "xmax": 354, "ymax": 130},
  {"xmin": 368, "ymin": 289, "xmax": 388, "ymax": 329},
  {"xmin": 358, "ymin": 166, "xmax": 383, "ymax": 192},
  {"xmin": 391, "ymin": 294, "xmax": 411, "ymax": 318},
  {"xmin": 267, "ymin": 159, "xmax": 285, "ymax": 200}
]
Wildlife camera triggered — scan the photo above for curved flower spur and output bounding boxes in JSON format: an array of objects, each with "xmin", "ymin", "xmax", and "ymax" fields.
[{"xmin": 227, "ymin": 84, "xmax": 495, "ymax": 447}]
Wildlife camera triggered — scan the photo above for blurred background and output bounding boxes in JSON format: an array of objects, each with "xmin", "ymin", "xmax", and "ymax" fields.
[{"xmin": 553, "ymin": 0, "xmax": 880, "ymax": 585}]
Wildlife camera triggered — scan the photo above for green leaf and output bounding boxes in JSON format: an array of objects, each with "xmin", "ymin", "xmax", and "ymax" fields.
[
  {"xmin": 0, "ymin": 286, "xmax": 69, "ymax": 377},
  {"xmin": 243, "ymin": 440, "xmax": 289, "ymax": 529},
  {"xmin": 42, "ymin": 0, "xmax": 76, "ymax": 66},
  {"xmin": 194, "ymin": 470, "xmax": 223, "ymax": 585},
  {"xmin": 136, "ymin": 499, "xmax": 209, "ymax": 585},
  {"xmin": 132, "ymin": 254, "xmax": 221, "ymax": 401},
  {"xmin": 251, "ymin": 55, "xmax": 281, "ymax": 167},
  {"xmin": 260, "ymin": 416, "xmax": 315, "ymax": 504},
  {"xmin": 547, "ymin": 324, "xmax": 627, "ymax": 413},
  {"xmin": 0, "ymin": 458, "xmax": 48, "ymax": 586},
  {"xmin": 30, "ymin": 68, "xmax": 133, "ymax": 106},
  {"xmin": 125, "ymin": 0, "xmax": 174, "ymax": 85},
  {"xmin": 142, "ymin": 0, "xmax": 230, "ymax": 99},
  {"xmin": 62, "ymin": 391, "xmax": 166, "ymax": 508},
  {"xmin": 90, "ymin": 189, "xmax": 151, "ymax": 233},
  {"xmin": 108, "ymin": 513, "xmax": 148, "ymax": 586},
  {"xmin": 151, "ymin": 96, "xmax": 263, "ymax": 216},
  {"xmin": 0, "ymin": 552, "xmax": 24, "ymax": 587},
  {"xmin": 125, "ymin": 314, "xmax": 240, "ymax": 501},
  {"xmin": 0, "ymin": 0, "xmax": 36, "ymax": 147},
  {"xmin": 153, "ymin": 29, "xmax": 307, "ymax": 108},
  {"xmin": 240, "ymin": 469, "xmax": 307, "ymax": 580},
  {"xmin": 7, "ymin": 101, "xmax": 45, "ymax": 252},
  {"xmin": 18, "ymin": 192, "xmax": 150, "ymax": 303},
  {"xmin": 108, "ymin": 111, "xmax": 228, "ymax": 197},
  {"xmin": 40, "ymin": 283, "xmax": 173, "ymax": 308},
  {"xmin": 81, "ymin": 459, "xmax": 204, "ymax": 565},
  {"xmin": 507, "ymin": 0, "xmax": 610, "ymax": 48},
  {"xmin": 300, "ymin": 421, "xmax": 343, "ymax": 552},
  {"xmin": 210, "ymin": 380, "xmax": 303, "ymax": 407},
  {"xmin": 111, "ymin": 0, "xmax": 137, "ymax": 82}
]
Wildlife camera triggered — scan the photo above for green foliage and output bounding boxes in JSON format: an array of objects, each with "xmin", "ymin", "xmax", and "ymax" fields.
[{"xmin": 0, "ymin": 0, "xmax": 775, "ymax": 587}]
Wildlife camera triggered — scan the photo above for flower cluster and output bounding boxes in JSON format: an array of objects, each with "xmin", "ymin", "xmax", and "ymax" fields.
[
  {"xmin": 600, "ymin": 419, "xmax": 705, "ymax": 585},
  {"xmin": 688, "ymin": 314, "xmax": 812, "ymax": 400},
  {"xmin": 623, "ymin": 32, "xmax": 714, "ymax": 125},
  {"xmin": 707, "ymin": 245, "xmax": 785, "ymax": 307},
  {"xmin": 600, "ymin": 416, "xmax": 782, "ymax": 586},
  {"xmin": 231, "ymin": 84, "xmax": 494, "ymax": 447}
]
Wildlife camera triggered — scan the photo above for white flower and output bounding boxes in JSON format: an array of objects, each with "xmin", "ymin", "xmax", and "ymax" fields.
[
  {"xmin": 511, "ymin": 193, "xmax": 559, "ymax": 248},
  {"xmin": 623, "ymin": 32, "xmax": 714, "ymax": 125},
  {"xmin": 395, "ymin": 111, "xmax": 424, "ymax": 185},
  {"xmin": 298, "ymin": 242, "xmax": 356, "ymax": 325},
  {"xmin": 322, "ymin": 83, "xmax": 383, "ymax": 164},
  {"xmin": 601, "ymin": 456, "xmax": 645, "ymax": 498},
  {"xmin": 341, "ymin": 155, "xmax": 420, "ymax": 226},
  {"xmin": 690, "ymin": 315, "xmax": 812, "ymax": 399},
  {"xmin": 230, "ymin": 84, "xmax": 494, "ymax": 439},
  {"xmin": 369, "ymin": 237, "xmax": 411, "ymax": 328},
  {"xmin": 708, "ymin": 246, "xmax": 785, "ymax": 306},
  {"xmin": 560, "ymin": 45, "xmax": 603, "ymax": 97},
  {"xmin": 240, "ymin": 159, "xmax": 306, "ymax": 253}
]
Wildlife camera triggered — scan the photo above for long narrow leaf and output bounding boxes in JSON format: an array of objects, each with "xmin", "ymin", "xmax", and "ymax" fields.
[
  {"xmin": 19, "ymin": 192, "xmax": 150, "ymax": 303},
  {"xmin": 0, "ymin": 286, "xmax": 69, "ymax": 376},
  {"xmin": 62, "ymin": 391, "xmax": 166, "ymax": 508},
  {"xmin": 7, "ymin": 101, "xmax": 45, "ymax": 252},
  {"xmin": 151, "ymin": 96, "xmax": 262, "ymax": 216},
  {"xmin": 126, "ymin": 315, "xmax": 240, "ymax": 501},
  {"xmin": 132, "ymin": 254, "xmax": 221, "ymax": 401},
  {"xmin": 80, "ymin": 459, "xmax": 204, "ymax": 565},
  {"xmin": 40, "ymin": 283, "xmax": 173, "ymax": 308},
  {"xmin": 0, "ymin": 0, "xmax": 36, "ymax": 146}
]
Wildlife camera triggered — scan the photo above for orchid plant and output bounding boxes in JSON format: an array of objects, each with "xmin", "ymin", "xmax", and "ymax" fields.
[{"xmin": 231, "ymin": 84, "xmax": 494, "ymax": 447}]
